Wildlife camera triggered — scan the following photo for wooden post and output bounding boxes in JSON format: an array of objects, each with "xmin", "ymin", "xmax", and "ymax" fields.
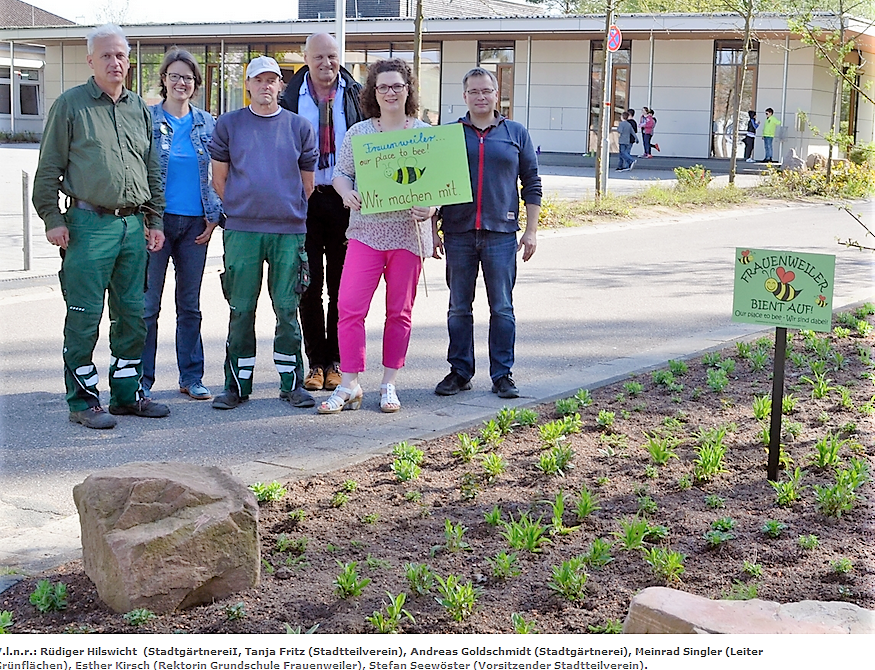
[
  {"xmin": 22, "ymin": 170, "xmax": 31, "ymax": 272},
  {"xmin": 767, "ymin": 327, "xmax": 787, "ymax": 481}
]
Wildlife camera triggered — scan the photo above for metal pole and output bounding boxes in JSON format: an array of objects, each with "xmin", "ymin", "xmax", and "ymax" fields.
[
  {"xmin": 220, "ymin": 40, "xmax": 225, "ymax": 114},
  {"xmin": 136, "ymin": 41, "xmax": 141, "ymax": 95},
  {"xmin": 648, "ymin": 30, "xmax": 654, "ymax": 106},
  {"xmin": 525, "ymin": 35, "xmax": 532, "ymax": 127},
  {"xmin": 9, "ymin": 41, "xmax": 14, "ymax": 135},
  {"xmin": 22, "ymin": 171, "xmax": 31, "ymax": 271},
  {"xmin": 767, "ymin": 327, "xmax": 788, "ymax": 482},
  {"xmin": 780, "ymin": 35, "xmax": 789, "ymax": 163},
  {"xmin": 599, "ymin": 51, "xmax": 613, "ymax": 195},
  {"xmin": 335, "ymin": 0, "xmax": 347, "ymax": 68}
]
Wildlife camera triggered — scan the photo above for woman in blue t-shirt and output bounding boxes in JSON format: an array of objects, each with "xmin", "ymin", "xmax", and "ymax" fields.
[{"xmin": 143, "ymin": 48, "xmax": 224, "ymax": 401}]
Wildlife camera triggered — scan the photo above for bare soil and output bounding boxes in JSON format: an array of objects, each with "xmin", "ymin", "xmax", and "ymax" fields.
[{"xmin": 2, "ymin": 314, "xmax": 873, "ymax": 634}]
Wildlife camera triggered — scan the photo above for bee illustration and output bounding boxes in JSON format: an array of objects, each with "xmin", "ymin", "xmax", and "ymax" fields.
[
  {"xmin": 738, "ymin": 249, "xmax": 753, "ymax": 264},
  {"xmin": 764, "ymin": 267, "xmax": 802, "ymax": 302},
  {"xmin": 816, "ymin": 294, "xmax": 827, "ymax": 307},
  {"xmin": 386, "ymin": 158, "xmax": 426, "ymax": 185}
]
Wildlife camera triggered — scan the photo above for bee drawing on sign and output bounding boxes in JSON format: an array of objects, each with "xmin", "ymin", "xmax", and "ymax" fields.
[
  {"xmin": 816, "ymin": 294, "xmax": 827, "ymax": 307},
  {"xmin": 764, "ymin": 267, "xmax": 802, "ymax": 302},
  {"xmin": 387, "ymin": 158, "xmax": 426, "ymax": 185},
  {"xmin": 738, "ymin": 249, "xmax": 753, "ymax": 264}
]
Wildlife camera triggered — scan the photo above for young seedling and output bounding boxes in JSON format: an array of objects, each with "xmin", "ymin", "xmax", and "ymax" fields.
[
  {"xmin": 735, "ymin": 341, "xmax": 752, "ymax": 359},
  {"xmin": 810, "ymin": 433, "xmax": 847, "ymax": 468},
  {"xmin": 453, "ymin": 433, "xmax": 482, "ymax": 463},
  {"xmin": 538, "ymin": 420, "xmax": 567, "ymax": 449},
  {"xmin": 706, "ymin": 367, "xmax": 729, "ymax": 393},
  {"xmin": 287, "ymin": 508, "xmax": 306, "ymax": 524},
  {"xmin": 752, "ymin": 395, "xmax": 770, "ymax": 421},
  {"xmin": 722, "ymin": 580, "xmax": 758, "ymax": 600},
  {"xmin": 704, "ymin": 529, "xmax": 734, "ymax": 548},
  {"xmin": 484, "ymin": 505, "xmax": 503, "ymax": 527},
  {"xmin": 596, "ymin": 410, "xmax": 616, "ymax": 431},
  {"xmin": 761, "ymin": 519, "xmax": 787, "ymax": 538},
  {"xmin": 516, "ymin": 408, "xmax": 539, "ymax": 426},
  {"xmin": 225, "ymin": 602, "xmax": 246, "ymax": 621},
  {"xmin": 361, "ymin": 513, "xmax": 379, "ymax": 524},
  {"xmin": 711, "ymin": 517, "xmax": 736, "ymax": 532},
  {"xmin": 574, "ymin": 485, "xmax": 601, "ymax": 521},
  {"xmin": 637, "ymin": 495, "xmax": 658, "ymax": 515},
  {"xmin": 574, "ymin": 388, "xmax": 593, "ymax": 407},
  {"xmin": 0, "ymin": 610, "xmax": 13, "ymax": 634},
  {"xmin": 500, "ymin": 511, "xmax": 551, "ymax": 553},
  {"xmin": 391, "ymin": 458, "xmax": 421, "ymax": 482},
  {"xmin": 833, "ymin": 326, "xmax": 851, "ymax": 339},
  {"xmin": 642, "ymin": 547, "xmax": 686, "ymax": 583},
  {"xmin": 588, "ymin": 619, "xmax": 623, "ymax": 634},
  {"xmin": 676, "ymin": 474, "xmax": 693, "ymax": 490},
  {"xmin": 580, "ymin": 537, "xmax": 614, "ymax": 569},
  {"xmin": 614, "ymin": 516, "xmax": 649, "ymax": 551},
  {"xmin": 702, "ymin": 351, "xmax": 722, "ymax": 367},
  {"xmin": 123, "ymin": 608, "xmax": 156, "ymax": 626},
  {"xmin": 797, "ymin": 534, "xmax": 819, "ymax": 550},
  {"xmin": 801, "ymin": 371, "xmax": 834, "ymax": 399},
  {"xmin": 536, "ymin": 444, "xmax": 575, "ymax": 477},
  {"xmin": 404, "ymin": 490, "xmax": 423, "ymax": 503},
  {"xmin": 717, "ymin": 358, "xmax": 736, "ymax": 375},
  {"xmin": 341, "ymin": 479, "xmax": 358, "ymax": 493},
  {"xmin": 749, "ymin": 348, "xmax": 769, "ymax": 372},
  {"xmin": 480, "ymin": 452, "xmax": 508, "ymax": 483},
  {"xmin": 442, "ymin": 519, "xmax": 471, "ymax": 553},
  {"xmin": 249, "ymin": 481, "xmax": 287, "ymax": 502},
  {"xmin": 510, "ymin": 612, "xmax": 539, "ymax": 634},
  {"xmin": 487, "ymin": 551, "xmax": 521, "ymax": 579},
  {"xmin": 479, "ymin": 419, "xmax": 505, "ymax": 447},
  {"xmin": 29, "ymin": 579, "xmax": 67, "ymax": 613},
  {"xmin": 393, "ymin": 441, "xmax": 424, "ymax": 464},
  {"xmin": 276, "ymin": 534, "xmax": 307, "ymax": 554},
  {"xmin": 403, "ymin": 562, "xmax": 435, "ymax": 596},
  {"xmin": 770, "ymin": 467, "xmax": 807, "ymax": 507},
  {"xmin": 459, "ymin": 472, "xmax": 480, "ymax": 501},
  {"xmin": 494, "ymin": 406, "xmax": 518, "ymax": 435},
  {"xmin": 704, "ymin": 494, "xmax": 725, "ymax": 509},
  {"xmin": 643, "ymin": 433, "xmax": 679, "ymax": 465},
  {"xmin": 831, "ymin": 557, "xmax": 853, "ymax": 574},
  {"xmin": 366, "ymin": 592, "xmax": 415, "ymax": 634},
  {"xmin": 329, "ymin": 491, "xmax": 349, "ymax": 508},
  {"xmin": 547, "ymin": 556, "xmax": 588, "ymax": 602},
  {"xmin": 284, "ymin": 623, "xmax": 320, "ymax": 634},
  {"xmin": 333, "ymin": 561, "xmax": 371, "ymax": 598},
  {"xmin": 814, "ymin": 480, "xmax": 858, "ymax": 518},
  {"xmin": 668, "ymin": 359, "xmax": 688, "ymax": 376},
  {"xmin": 555, "ymin": 397, "xmax": 580, "ymax": 417},
  {"xmin": 434, "ymin": 574, "xmax": 481, "ymax": 622},
  {"xmin": 742, "ymin": 560, "xmax": 764, "ymax": 578},
  {"xmin": 624, "ymin": 380, "xmax": 644, "ymax": 397}
]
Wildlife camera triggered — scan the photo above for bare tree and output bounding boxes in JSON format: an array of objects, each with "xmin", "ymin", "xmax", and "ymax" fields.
[{"xmin": 95, "ymin": 0, "xmax": 130, "ymax": 24}]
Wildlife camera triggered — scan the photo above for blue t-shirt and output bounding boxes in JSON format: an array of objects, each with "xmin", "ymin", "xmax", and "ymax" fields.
[{"xmin": 164, "ymin": 110, "xmax": 204, "ymax": 217}]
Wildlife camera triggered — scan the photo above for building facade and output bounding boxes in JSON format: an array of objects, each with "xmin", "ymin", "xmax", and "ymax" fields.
[{"xmin": 2, "ymin": 13, "xmax": 872, "ymax": 159}]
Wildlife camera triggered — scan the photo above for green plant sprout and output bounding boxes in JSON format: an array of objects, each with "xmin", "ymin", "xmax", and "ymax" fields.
[
  {"xmin": 453, "ymin": 433, "xmax": 482, "ymax": 462},
  {"xmin": 29, "ymin": 580, "xmax": 67, "ymax": 613},
  {"xmin": 500, "ymin": 511, "xmax": 551, "ymax": 552},
  {"xmin": 510, "ymin": 612, "xmax": 539, "ymax": 634},
  {"xmin": 393, "ymin": 441, "xmax": 424, "ymax": 464},
  {"xmin": 123, "ymin": 608, "xmax": 156, "ymax": 626},
  {"xmin": 249, "ymin": 481, "xmax": 287, "ymax": 502},
  {"xmin": 547, "ymin": 557, "xmax": 588, "ymax": 602},
  {"xmin": 580, "ymin": 537, "xmax": 614, "ymax": 569},
  {"xmin": 761, "ymin": 519, "xmax": 787, "ymax": 538},
  {"xmin": 487, "ymin": 551, "xmax": 521, "ymax": 579},
  {"xmin": 391, "ymin": 458, "xmax": 421, "ymax": 481},
  {"xmin": 403, "ymin": 562, "xmax": 435, "ymax": 596},
  {"xmin": 333, "ymin": 561, "xmax": 371, "ymax": 598},
  {"xmin": 366, "ymin": 592, "xmax": 415, "ymax": 634},
  {"xmin": 443, "ymin": 519, "xmax": 471, "ymax": 553},
  {"xmin": 642, "ymin": 547, "xmax": 686, "ymax": 583},
  {"xmin": 435, "ymin": 574, "xmax": 481, "ymax": 622}
]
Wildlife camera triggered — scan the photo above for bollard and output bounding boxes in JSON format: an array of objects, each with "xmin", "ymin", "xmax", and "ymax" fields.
[{"xmin": 22, "ymin": 170, "xmax": 32, "ymax": 271}]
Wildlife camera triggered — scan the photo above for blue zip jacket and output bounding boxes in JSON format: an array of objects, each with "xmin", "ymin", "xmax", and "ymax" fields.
[
  {"xmin": 151, "ymin": 103, "xmax": 224, "ymax": 224},
  {"xmin": 440, "ymin": 113, "xmax": 541, "ymax": 234}
]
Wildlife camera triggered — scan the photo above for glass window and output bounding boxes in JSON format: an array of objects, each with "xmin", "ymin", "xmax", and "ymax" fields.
[
  {"xmin": 0, "ymin": 83, "xmax": 10, "ymax": 114},
  {"xmin": 478, "ymin": 42, "xmax": 513, "ymax": 119},
  {"xmin": 711, "ymin": 40, "xmax": 759, "ymax": 158},
  {"xmin": 18, "ymin": 69, "xmax": 39, "ymax": 81},
  {"xmin": 589, "ymin": 41, "xmax": 631, "ymax": 152},
  {"xmin": 0, "ymin": 66, "xmax": 10, "ymax": 79},
  {"xmin": 20, "ymin": 84, "xmax": 39, "ymax": 115}
]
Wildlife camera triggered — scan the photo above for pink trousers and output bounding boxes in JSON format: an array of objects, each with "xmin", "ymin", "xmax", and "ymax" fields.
[{"xmin": 337, "ymin": 239, "xmax": 422, "ymax": 372}]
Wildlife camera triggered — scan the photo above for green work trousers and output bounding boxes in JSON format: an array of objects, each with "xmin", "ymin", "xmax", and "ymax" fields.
[
  {"xmin": 220, "ymin": 230, "xmax": 308, "ymax": 397},
  {"xmin": 59, "ymin": 207, "xmax": 148, "ymax": 411}
]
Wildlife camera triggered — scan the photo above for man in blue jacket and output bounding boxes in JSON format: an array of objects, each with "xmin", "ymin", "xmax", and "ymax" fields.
[{"xmin": 435, "ymin": 67, "xmax": 542, "ymax": 399}]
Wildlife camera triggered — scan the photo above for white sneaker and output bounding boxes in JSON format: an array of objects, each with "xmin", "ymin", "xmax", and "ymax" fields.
[{"xmin": 745, "ymin": 158, "xmax": 755, "ymax": 163}]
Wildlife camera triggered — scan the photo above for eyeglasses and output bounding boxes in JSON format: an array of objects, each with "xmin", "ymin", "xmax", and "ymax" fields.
[
  {"xmin": 165, "ymin": 73, "xmax": 195, "ymax": 84},
  {"xmin": 466, "ymin": 88, "xmax": 495, "ymax": 97},
  {"xmin": 376, "ymin": 83, "xmax": 408, "ymax": 95}
]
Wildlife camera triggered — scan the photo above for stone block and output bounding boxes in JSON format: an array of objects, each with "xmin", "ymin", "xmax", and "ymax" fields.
[{"xmin": 73, "ymin": 462, "xmax": 259, "ymax": 614}]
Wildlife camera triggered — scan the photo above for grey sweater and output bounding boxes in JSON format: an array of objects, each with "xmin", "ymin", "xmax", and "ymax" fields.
[{"xmin": 209, "ymin": 107, "xmax": 317, "ymax": 234}]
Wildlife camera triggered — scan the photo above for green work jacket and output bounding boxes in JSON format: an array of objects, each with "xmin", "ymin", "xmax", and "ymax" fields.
[{"xmin": 33, "ymin": 77, "xmax": 165, "ymax": 231}]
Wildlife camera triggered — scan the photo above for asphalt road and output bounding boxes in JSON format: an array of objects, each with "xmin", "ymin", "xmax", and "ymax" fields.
[{"xmin": 1, "ymin": 193, "xmax": 873, "ymax": 571}]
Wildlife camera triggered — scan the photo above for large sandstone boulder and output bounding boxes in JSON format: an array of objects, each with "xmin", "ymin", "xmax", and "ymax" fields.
[
  {"xmin": 624, "ymin": 587, "xmax": 874, "ymax": 634},
  {"xmin": 73, "ymin": 462, "xmax": 260, "ymax": 614}
]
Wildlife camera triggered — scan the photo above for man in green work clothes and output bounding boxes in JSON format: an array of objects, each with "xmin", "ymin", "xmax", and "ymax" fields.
[
  {"xmin": 33, "ymin": 24, "xmax": 170, "ymax": 429},
  {"xmin": 208, "ymin": 56, "xmax": 318, "ymax": 410}
]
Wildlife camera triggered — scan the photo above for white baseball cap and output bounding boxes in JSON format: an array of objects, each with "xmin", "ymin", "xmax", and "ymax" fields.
[{"xmin": 247, "ymin": 56, "xmax": 282, "ymax": 79}]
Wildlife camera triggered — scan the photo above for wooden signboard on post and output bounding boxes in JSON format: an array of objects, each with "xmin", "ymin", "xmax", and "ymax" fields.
[{"xmin": 731, "ymin": 248, "xmax": 836, "ymax": 481}]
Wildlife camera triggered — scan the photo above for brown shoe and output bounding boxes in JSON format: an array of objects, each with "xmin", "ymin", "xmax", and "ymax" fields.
[
  {"xmin": 323, "ymin": 364, "xmax": 342, "ymax": 391},
  {"xmin": 303, "ymin": 366, "xmax": 324, "ymax": 391}
]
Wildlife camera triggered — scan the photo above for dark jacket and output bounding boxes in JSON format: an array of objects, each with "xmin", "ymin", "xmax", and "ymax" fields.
[
  {"xmin": 440, "ymin": 113, "xmax": 542, "ymax": 235},
  {"xmin": 279, "ymin": 65, "xmax": 366, "ymax": 127}
]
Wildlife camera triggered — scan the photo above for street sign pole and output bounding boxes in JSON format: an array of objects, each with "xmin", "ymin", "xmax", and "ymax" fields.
[{"xmin": 599, "ymin": 51, "xmax": 612, "ymax": 195}]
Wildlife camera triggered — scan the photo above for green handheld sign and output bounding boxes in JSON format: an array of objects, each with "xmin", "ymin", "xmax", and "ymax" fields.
[
  {"xmin": 351, "ymin": 123, "xmax": 473, "ymax": 214},
  {"xmin": 732, "ymin": 248, "xmax": 836, "ymax": 333}
]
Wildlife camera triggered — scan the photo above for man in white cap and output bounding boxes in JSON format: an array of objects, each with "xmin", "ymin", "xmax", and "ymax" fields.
[{"xmin": 208, "ymin": 56, "xmax": 319, "ymax": 410}]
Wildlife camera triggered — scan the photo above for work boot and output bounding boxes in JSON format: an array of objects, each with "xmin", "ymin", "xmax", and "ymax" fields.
[
  {"xmin": 109, "ymin": 398, "xmax": 170, "ymax": 418},
  {"xmin": 212, "ymin": 388, "xmax": 248, "ymax": 410},
  {"xmin": 69, "ymin": 406, "xmax": 117, "ymax": 429},
  {"xmin": 491, "ymin": 374, "xmax": 520, "ymax": 399},
  {"xmin": 280, "ymin": 386, "xmax": 316, "ymax": 408},
  {"xmin": 435, "ymin": 371, "xmax": 472, "ymax": 396}
]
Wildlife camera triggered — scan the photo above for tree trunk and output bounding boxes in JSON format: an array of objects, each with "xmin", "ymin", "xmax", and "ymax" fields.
[
  {"xmin": 730, "ymin": 4, "xmax": 754, "ymax": 185},
  {"xmin": 595, "ymin": 2, "xmax": 614, "ymax": 200},
  {"xmin": 413, "ymin": 0, "xmax": 423, "ymax": 99}
]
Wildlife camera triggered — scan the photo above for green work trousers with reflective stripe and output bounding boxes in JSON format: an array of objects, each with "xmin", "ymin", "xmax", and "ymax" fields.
[
  {"xmin": 220, "ymin": 230, "xmax": 308, "ymax": 397},
  {"xmin": 59, "ymin": 207, "xmax": 148, "ymax": 411}
]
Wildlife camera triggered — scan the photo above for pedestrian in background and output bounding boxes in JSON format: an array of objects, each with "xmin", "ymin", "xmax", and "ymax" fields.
[
  {"xmin": 640, "ymin": 107, "xmax": 658, "ymax": 158},
  {"xmin": 279, "ymin": 33, "xmax": 366, "ymax": 394},
  {"xmin": 33, "ymin": 23, "xmax": 169, "ymax": 429},
  {"xmin": 762, "ymin": 107, "xmax": 780, "ymax": 163},
  {"xmin": 143, "ymin": 48, "xmax": 224, "ymax": 402},
  {"xmin": 434, "ymin": 67, "xmax": 541, "ymax": 400},
  {"xmin": 208, "ymin": 56, "xmax": 318, "ymax": 411},
  {"xmin": 744, "ymin": 110, "xmax": 759, "ymax": 162},
  {"xmin": 616, "ymin": 111, "xmax": 636, "ymax": 172}
]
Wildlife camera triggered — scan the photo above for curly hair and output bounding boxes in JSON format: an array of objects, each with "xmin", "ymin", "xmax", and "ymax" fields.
[
  {"xmin": 159, "ymin": 48, "xmax": 203, "ymax": 100},
  {"xmin": 360, "ymin": 58, "xmax": 418, "ymax": 118}
]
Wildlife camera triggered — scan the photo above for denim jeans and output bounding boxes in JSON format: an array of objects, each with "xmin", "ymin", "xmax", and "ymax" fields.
[
  {"xmin": 618, "ymin": 143, "xmax": 634, "ymax": 169},
  {"xmin": 143, "ymin": 213, "xmax": 209, "ymax": 390},
  {"xmin": 444, "ymin": 230, "xmax": 517, "ymax": 382},
  {"xmin": 763, "ymin": 136, "xmax": 774, "ymax": 161}
]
